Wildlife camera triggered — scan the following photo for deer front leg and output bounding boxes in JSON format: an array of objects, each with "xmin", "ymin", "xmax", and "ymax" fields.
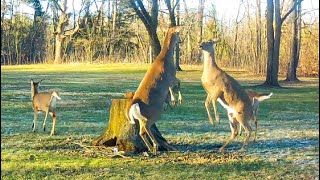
[
  {"xmin": 32, "ymin": 110, "xmax": 38, "ymax": 132},
  {"xmin": 43, "ymin": 109, "xmax": 49, "ymax": 131},
  {"xmin": 205, "ymin": 95, "xmax": 215, "ymax": 127},
  {"xmin": 178, "ymin": 90, "xmax": 183, "ymax": 105},
  {"xmin": 169, "ymin": 87, "xmax": 176, "ymax": 107},
  {"xmin": 210, "ymin": 93, "xmax": 221, "ymax": 125}
]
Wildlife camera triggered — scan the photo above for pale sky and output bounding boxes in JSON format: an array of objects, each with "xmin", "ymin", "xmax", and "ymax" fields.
[{"xmin": 14, "ymin": 0, "xmax": 319, "ymax": 24}]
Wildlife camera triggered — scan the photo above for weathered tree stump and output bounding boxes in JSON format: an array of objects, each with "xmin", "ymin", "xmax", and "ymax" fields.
[{"xmin": 92, "ymin": 98, "xmax": 175, "ymax": 153}]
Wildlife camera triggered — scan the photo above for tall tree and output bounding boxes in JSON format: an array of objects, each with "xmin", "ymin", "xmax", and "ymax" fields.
[
  {"xmin": 263, "ymin": 0, "xmax": 303, "ymax": 87},
  {"xmin": 165, "ymin": 0, "xmax": 182, "ymax": 71},
  {"xmin": 285, "ymin": 0, "xmax": 302, "ymax": 82},
  {"xmin": 52, "ymin": 0, "xmax": 81, "ymax": 64},
  {"xmin": 255, "ymin": 0, "xmax": 262, "ymax": 74},
  {"xmin": 129, "ymin": 0, "xmax": 161, "ymax": 60},
  {"xmin": 196, "ymin": 0, "xmax": 205, "ymax": 64}
]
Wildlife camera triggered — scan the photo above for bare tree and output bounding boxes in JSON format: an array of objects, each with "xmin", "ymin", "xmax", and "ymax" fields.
[
  {"xmin": 263, "ymin": 0, "xmax": 304, "ymax": 87},
  {"xmin": 196, "ymin": 0, "xmax": 205, "ymax": 64},
  {"xmin": 52, "ymin": 0, "xmax": 82, "ymax": 64},
  {"xmin": 129, "ymin": 0, "xmax": 161, "ymax": 60},
  {"xmin": 164, "ymin": 0, "xmax": 182, "ymax": 71},
  {"xmin": 255, "ymin": 0, "xmax": 262, "ymax": 74},
  {"xmin": 285, "ymin": 0, "xmax": 302, "ymax": 81}
]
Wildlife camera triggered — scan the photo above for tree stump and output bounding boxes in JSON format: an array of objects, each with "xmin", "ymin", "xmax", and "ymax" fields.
[{"xmin": 92, "ymin": 98, "xmax": 176, "ymax": 153}]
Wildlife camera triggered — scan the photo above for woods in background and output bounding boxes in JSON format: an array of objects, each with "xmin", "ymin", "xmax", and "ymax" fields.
[{"xmin": 1, "ymin": 0, "xmax": 319, "ymax": 79}]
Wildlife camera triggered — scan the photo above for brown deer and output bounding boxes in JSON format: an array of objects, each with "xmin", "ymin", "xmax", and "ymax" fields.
[
  {"xmin": 200, "ymin": 40, "xmax": 253, "ymax": 152},
  {"xmin": 31, "ymin": 79, "xmax": 61, "ymax": 136},
  {"xmin": 124, "ymin": 77, "xmax": 183, "ymax": 110},
  {"xmin": 126, "ymin": 26, "xmax": 182, "ymax": 155},
  {"xmin": 208, "ymin": 90, "xmax": 273, "ymax": 142}
]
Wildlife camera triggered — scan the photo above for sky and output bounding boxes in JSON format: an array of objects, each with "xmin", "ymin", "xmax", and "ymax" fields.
[{"xmin": 13, "ymin": 0, "xmax": 319, "ymax": 24}]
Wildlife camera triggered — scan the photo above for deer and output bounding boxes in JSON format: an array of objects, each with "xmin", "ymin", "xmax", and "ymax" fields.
[
  {"xmin": 124, "ymin": 77, "xmax": 183, "ymax": 111},
  {"xmin": 126, "ymin": 26, "xmax": 182, "ymax": 155},
  {"xmin": 200, "ymin": 39, "xmax": 253, "ymax": 152},
  {"xmin": 207, "ymin": 89, "xmax": 273, "ymax": 142},
  {"xmin": 31, "ymin": 79, "xmax": 61, "ymax": 136}
]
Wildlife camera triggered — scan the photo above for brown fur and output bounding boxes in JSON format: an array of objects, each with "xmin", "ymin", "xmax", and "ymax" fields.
[
  {"xmin": 31, "ymin": 80, "xmax": 61, "ymax": 136},
  {"xmin": 200, "ymin": 40, "xmax": 253, "ymax": 152},
  {"xmin": 124, "ymin": 77, "xmax": 183, "ymax": 110},
  {"xmin": 126, "ymin": 26, "xmax": 182, "ymax": 155},
  {"xmin": 208, "ymin": 89, "xmax": 272, "ymax": 142}
]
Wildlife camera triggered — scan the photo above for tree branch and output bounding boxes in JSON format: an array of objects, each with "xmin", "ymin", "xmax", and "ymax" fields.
[
  {"xmin": 281, "ymin": 0, "xmax": 304, "ymax": 23},
  {"xmin": 129, "ymin": 0, "xmax": 150, "ymax": 27}
]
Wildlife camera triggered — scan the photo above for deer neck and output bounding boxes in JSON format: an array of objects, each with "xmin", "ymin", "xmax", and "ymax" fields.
[
  {"xmin": 31, "ymin": 86, "xmax": 38, "ymax": 99},
  {"xmin": 157, "ymin": 32, "xmax": 176, "ymax": 65},
  {"xmin": 203, "ymin": 50, "xmax": 218, "ymax": 72}
]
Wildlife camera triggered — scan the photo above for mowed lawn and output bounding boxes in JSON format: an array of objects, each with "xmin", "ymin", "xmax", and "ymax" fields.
[{"xmin": 1, "ymin": 64, "xmax": 319, "ymax": 179}]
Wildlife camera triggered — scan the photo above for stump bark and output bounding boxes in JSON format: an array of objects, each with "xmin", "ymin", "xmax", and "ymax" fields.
[{"xmin": 92, "ymin": 98, "xmax": 175, "ymax": 153}]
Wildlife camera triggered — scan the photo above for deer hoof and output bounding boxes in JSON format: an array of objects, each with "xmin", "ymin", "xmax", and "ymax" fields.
[
  {"xmin": 178, "ymin": 99, "xmax": 183, "ymax": 105},
  {"xmin": 218, "ymin": 148, "xmax": 225, "ymax": 153},
  {"xmin": 32, "ymin": 123, "xmax": 34, "ymax": 129},
  {"xmin": 171, "ymin": 101, "xmax": 176, "ymax": 107},
  {"xmin": 43, "ymin": 125, "xmax": 46, "ymax": 131}
]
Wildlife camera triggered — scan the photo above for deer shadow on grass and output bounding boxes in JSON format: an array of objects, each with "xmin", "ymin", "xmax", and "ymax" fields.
[{"xmin": 169, "ymin": 137, "xmax": 319, "ymax": 154}]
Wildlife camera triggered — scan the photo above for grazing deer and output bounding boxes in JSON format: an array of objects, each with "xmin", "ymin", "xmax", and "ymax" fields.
[
  {"xmin": 209, "ymin": 90, "xmax": 273, "ymax": 142},
  {"xmin": 200, "ymin": 40, "xmax": 253, "ymax": 152},
  {"xmin": 126, "ymin": 26, "xmax": 182, "ymax": 155},
  {"xmin": 31, "ymin": 79, "xmax": 61, "ymax": 136}
]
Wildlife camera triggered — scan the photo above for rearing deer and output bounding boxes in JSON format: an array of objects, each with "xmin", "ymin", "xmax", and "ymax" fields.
[
  {"xmin": 31, "ymin": 79, "xmax": 61, "ymax": 136},
  {"xmin": 126, "ymin": 26, "xmax": 182, "ymax": 155},
  {"xmin": 200, "ymin": 40, "xmax": 253, "ymax": 152}
]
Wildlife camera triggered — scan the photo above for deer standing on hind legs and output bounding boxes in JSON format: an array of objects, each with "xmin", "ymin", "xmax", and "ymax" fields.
[
  {"xmin": 31, "ymin": 80, "xmax": 61, "ymax": 136},
  {"xmin": 200, "ymin": 40, "xmax": 253, "ymax": 153},
  {"xmin": 126, "ymin": 26, "xmax": 182, "ymax": 155}
]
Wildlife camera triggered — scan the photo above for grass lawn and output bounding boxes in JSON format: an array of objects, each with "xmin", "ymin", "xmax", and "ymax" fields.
[{"xmin": 1, "ymin": 64, "xmax": 319, "ymax": 179}]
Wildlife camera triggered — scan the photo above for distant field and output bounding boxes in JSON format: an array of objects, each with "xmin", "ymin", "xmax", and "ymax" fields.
[{"xmin": 1, "ymin": 64, "xmax": 319, "ymax": 179}]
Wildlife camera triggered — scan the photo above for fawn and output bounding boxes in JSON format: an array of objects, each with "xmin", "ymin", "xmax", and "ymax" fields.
[{"xmin": 31, "ymin": 79, "xmax": 61, "ymax": 136}]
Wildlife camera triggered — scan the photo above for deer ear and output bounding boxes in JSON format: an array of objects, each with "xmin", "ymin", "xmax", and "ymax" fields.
[
  {"xmin": 173, "ymin": 26, "xmax": 183, "ymax": 33},
  {"xmin": 212, "ymin": 38, "xmax": 220, "ymax": 43}
]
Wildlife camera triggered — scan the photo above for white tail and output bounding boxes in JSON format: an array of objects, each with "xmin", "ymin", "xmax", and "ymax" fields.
[{"xmin": 255, "ymin": 93, "xmax": 273, "ymax": 102}]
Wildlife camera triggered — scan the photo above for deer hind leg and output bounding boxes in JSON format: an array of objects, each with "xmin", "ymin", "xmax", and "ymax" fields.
[
  {"xmin": 219, "ymin": 115, "xmax": 239, "ymax": 153},
  {"xmin": 253, "ymin": 110, "xmax": 258, "ymax": 142},
  {"xmin": 144, "ymin": 123, "xmax": 159, "ymax": 155},
  {"xmin": 32, "ymin": 110, "xmax": 38, "ymax": 132},
  {"xmin": 205, "ymin": 95, "xmax": 215, "ymax": 126},
  {"xmin": 50, "ymin": 112, "xmax": 56, "ymax": 136},
  {"xmin": 43, "ymin": 109, "xmax": 49, "ymax": 131},
  {"xmin": 138, "ymin": 121, "xmax": 154, "ymax": 154},
  {"xmin": 237, "ymin": 114, "xmax": 251, "ymax": 152}
]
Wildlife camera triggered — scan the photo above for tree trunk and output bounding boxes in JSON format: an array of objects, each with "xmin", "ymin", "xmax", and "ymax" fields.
[
  {"xmin": 285, "ymin": 0, "xmax": 301, "ymax": 82},
  {"xmin": 263, "ymin": 0, "xmax": 280, "ymax": 87},
  {"xmin": 54, "ymin": 36, "xmax": 64, "ymax": 64},
  {"xmin": 196, "ymin": 0, "xmax": 205, "ymax": 64},
  {"xmin": 255, "ymin": 0, "xmax": 262, "ymax": 74},
  {"xmin": 92, "ymin": 99, "xmax": 175, "ymax": 153},
  {"xmin": 175, "ymin": 0, "xmax": 182, "ymax": 71}
]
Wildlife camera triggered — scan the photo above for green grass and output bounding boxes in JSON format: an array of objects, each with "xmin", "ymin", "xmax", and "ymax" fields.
[{"xmin": 1, "ymin": 64, "xmax": 319, "ymax": 179}]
